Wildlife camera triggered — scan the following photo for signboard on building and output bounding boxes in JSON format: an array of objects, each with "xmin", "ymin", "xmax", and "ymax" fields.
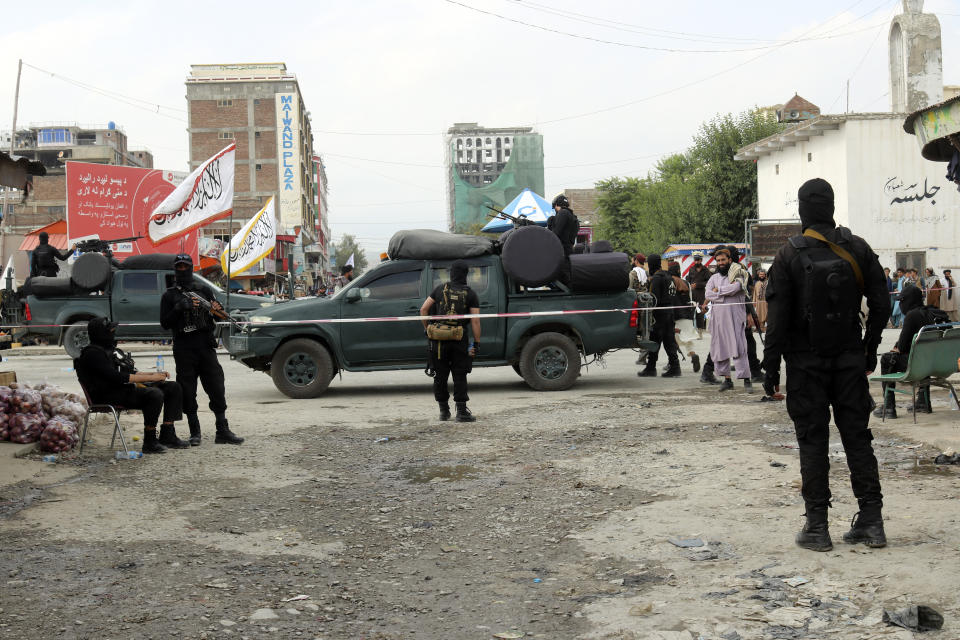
[
  {"xmin": 748, "ymin": 221, "xmax": 802, "ymax": 260},
  {"xmin": 66, "ymin": 162, "xmax": 199, "ymax": 260},
  {"xmin": 275, "ymin": 92, "xmax": 302, "ymax": 230}
]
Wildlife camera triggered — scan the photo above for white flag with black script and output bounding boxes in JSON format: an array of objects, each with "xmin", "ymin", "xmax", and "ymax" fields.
[
  {"xmin": 220, "ymin": 196, "xmax": 276, "ymax": 276},
  {"xmin": 146, "ymin": 144, "xmax": 235, "ymax": 245}
]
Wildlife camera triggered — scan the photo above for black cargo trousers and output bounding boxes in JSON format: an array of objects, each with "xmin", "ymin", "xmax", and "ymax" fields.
[
  {"xmin": 174, "ymin": 337, "xmax": 227, "ymax": 415},
  {"xmin": 431, "ymin": 339, "xmax": 472, "ymax": 403},
  {"xmin": 785, "ymin": 350, "xmax": 882, "ymax": 513},
  {"xmin": 647, "ymin": 315, "xmax": 679, "ymax": 367}
]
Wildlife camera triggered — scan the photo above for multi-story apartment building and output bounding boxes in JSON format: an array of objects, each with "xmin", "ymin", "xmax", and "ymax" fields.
[
  {"xmin": 185, "ymin": 62, "xmax": 321, "ymax": 275},
  {"xmin": 444, "ymin": 122, "xmax": 544, "ymax": 232},
  {"xmin": 0, "ymin": 122, "xmax": 153, "ymax": 232}
]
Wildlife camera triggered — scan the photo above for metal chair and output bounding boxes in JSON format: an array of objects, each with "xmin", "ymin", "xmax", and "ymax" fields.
[{"xmin": 78, "ymin": 382, "xmax": 132, "ymax": 455}]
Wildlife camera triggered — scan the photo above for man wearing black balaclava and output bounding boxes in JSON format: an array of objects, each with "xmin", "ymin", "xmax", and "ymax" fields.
[
  {"xmin": 74, "ymin": 317, "xmax": 185, "ymax": 453},
  {"xmin": 30, "ymin": 231, "xmax": 76, "ymax": 278},
  {"xmin": 637, "ymin": 254, "xmax": 681, "ymax": 378},
  {"xmin": 874, "ymin": 283, "xmax": 947, "ymax": 418},
  {"xmin": 420, "ymin": 259, "xmax": 481, "ymax": 422},
  {"xmin": 160, "ymin": 253, "xmax": 243, "ymax": 445},
  {"xmin": 762, "ymin": 178, "xmax": 891, "ymax": 552}
]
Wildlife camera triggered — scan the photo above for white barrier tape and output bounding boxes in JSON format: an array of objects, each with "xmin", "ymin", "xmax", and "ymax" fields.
[{"xmin": 0, "ymin": 299, "xmax": 762, "ymax": 331}]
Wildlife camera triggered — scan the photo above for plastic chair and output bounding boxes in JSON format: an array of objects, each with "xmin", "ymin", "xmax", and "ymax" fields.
[{"xmin": 77, "ymin": 382, "xmax": 132, "ymax": 456}]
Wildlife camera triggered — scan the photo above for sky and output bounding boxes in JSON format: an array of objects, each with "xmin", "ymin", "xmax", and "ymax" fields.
[{"xmin": 3, "ymin": 0, "xmax": 960, "ymax": 259}]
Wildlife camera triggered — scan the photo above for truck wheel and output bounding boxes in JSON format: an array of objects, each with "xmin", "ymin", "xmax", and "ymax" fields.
[
  {"xmin": 271, "ymin": 338, "xmax": 334, "ymax": 399},
  {"xmin": 518, "ymin": 332, "xmax": 581, "ymax": 391},
  {"xmin": 63, "ymin": 321, "xmax": 90, "ymax": 359}
]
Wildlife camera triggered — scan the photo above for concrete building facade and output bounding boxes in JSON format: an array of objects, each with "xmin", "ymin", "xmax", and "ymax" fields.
[
  {"xmin": 736, "ymin": 1, "xmax": 958, "ymax": 275},
  {"xmin": 185, "ymin": 63, "xmax": 321, "ymax": 271}
]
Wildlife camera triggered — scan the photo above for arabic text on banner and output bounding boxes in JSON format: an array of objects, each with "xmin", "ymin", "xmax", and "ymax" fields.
[
  {"xmin": 221, "ymin": 197, "xmax": 276, "ymax": 276},
  {"xmin": 146, "ymin": 144, "xmax": 235, "ymax": 245}
]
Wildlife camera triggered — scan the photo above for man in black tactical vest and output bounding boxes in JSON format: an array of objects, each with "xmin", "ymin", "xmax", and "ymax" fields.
[
  {"xmin": 160, "ymin": 254, "xmax": 244, "ymax": 445},
  {"xmin": 762, "ymin": 178, "xmax": 891, "ymax": 552},
  {"xmin": 420, "ymin": 259, "xmax": 481, "ymax": 422},
  {"xmin": 30, "ymin": 232, "xmax": 76, "ymax": 278},
  {"xmin": 638, "ymin": 254, "xmax": 681, "ymax": 378}
]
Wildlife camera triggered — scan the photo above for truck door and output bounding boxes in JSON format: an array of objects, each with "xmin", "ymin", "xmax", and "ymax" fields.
[
  {"xmin": 428, "ymin": 259, "xmax": 505, "ymax": 359},
  {"xmin": 339, "ymin": 264, "xmax": 426, "ymax": 364},
  {"xmin": 113, "ymin": 271, "xmax": 164, "ymax": 338}
]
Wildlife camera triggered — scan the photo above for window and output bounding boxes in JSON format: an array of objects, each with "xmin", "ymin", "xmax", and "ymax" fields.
[
  {"xmin": 485, "ymin": 149, "xmax": 492, "ymax": 158},
  {"xmin": 254, "ymin": 99, "xmax": 261, "ymax": 105},
  {"xmin": 38, "ymin": 128, "xmax": 72, "ymax": 145},
  {"xmin": 775, "ymin": 164, "xmax": 780, "ymax": 175},
  {"xmin": 218, "ymin": 132, "xmax": 234, "ymax": 139},
  {"xmin": 217, "ymin": 99, "xmax": 233, "ymax": 107},
  {"xmin": 485, "ymin": 138, "xmax": 491, "ymax": 144},
  {"xmin": 122, "ymin": 273, "xmax": 160, "ymax": 295},
  {"xmin": 467, "ymin": 150, "xmax": 473, "ymax": 160},
  {"xmin": 255, "ymin": 131, "xmax": 261, "ymax": 138},
  {"xmin": 504, "ymin": 137, "xmax": 510, "ymax": 144},
  {"xmin": 475, "ymin": 138, "xmax": 482, "ymax": 147},
  {"xmin": 431, "ymin": 265, "xmax": 490, "ymax": 294},
  {"xmin": 496, "ymin": 137, "xmax": 501, "ymax": 147},
  {"xmin": 505, "ymin": 149, "xmax": 510, "ymax": 157},
  {"xmin": 359, "ymin": 270, "xmax": 421, "ymax": 300},
  {"xmin": 256, "ymin": 164, "xmax": 262, "ymax": 171},
  {"xmin": 457, "ymin": 139, "xmax": 463, "ymax": 148},
  {"xmin": 807, "ymin": 152, "xmax": 813, "ymax": 162},
  {"xmin": 483, "ymin": 175, "xmax": 493, "ymax": 184},
  {"xmin": 466, "ymin": 139, "xmax": 472, "ymax": 147}
]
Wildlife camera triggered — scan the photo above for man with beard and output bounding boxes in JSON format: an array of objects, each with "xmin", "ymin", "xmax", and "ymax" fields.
[
  {"xmin": 638, "ymin": 254, "xmax": 681, "ymax": 378},
  {"xmin": 762, "ymin": 178, "xmax": 890, "ymax": 551},
  {"xmin": 705, "ymin": 248, "xmax": 751, "ymax": 392},
  {"xmin": 668, "ymin": 261, "xmax": 700, "ymax": 373},
  {"xmin": 753, "ymin": 269, "xmax": 769, "ymax": 331},
  {"xmin": 686, "ymin": 253, "xmax": 711, "ymax": 338},
  {"xmin": 75, "ymin": 317, "xmax": 185, "ymax": 454},
  {"xmin": 873, "ymin": 283, "xmax": 949, "ymax": 418},
  {"xmin": 941, "ymin": 269, "xmax": 958, "ymax": 321},
  {"xmin": 160, "ymin": 254, "xmax": 244, "ymax": 446},
  {"xmin": 421, "ymin": 260, "xmax": 481, "ymax": 422}
]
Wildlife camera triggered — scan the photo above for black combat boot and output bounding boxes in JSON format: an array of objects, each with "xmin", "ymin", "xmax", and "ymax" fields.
[
  {"xmin": 661, "ymin": 361, "xmax": 681, "ymax": 378},
  {"xmin": 455, "ymin": 402, "xmax": 476, "ymax": 423},
  {"xmin": 187, "ymin": 414, "xmax": 202, "ymax": 446},
  {"xmin": 637, "ymin": 362, "xmax": 658, "ymax": 377},
  {"xmin": 700, "ymin": 371, "xmax": 720, "ymax": 385},
  {"xmin": 842, "ymin": 505, "xmax": 886, "ymax": 548},
  {"xmin": 141, "ymin": 428, "xmax": 167, "ymax": 454},
  {"xmin": 214, "ymin": 415, "xmax": 244, "ymax": 445},
  {"xmin": 718, "ymin": 378, "xmax": 734, "ymax": 392},
  {"xmin": 158, "ymin": 423, "xmax": 190, "ymax": 449},
  {"xmin": 690, "ymin": 353, "xmax": 701, "ymax": 373},
  {"xmin": 796, "ymin": 510, "xmax": 833, "ymax": 552},
  {"xmin": 438, "ymin": 402, "xmax": 452, "ymax": 421}
]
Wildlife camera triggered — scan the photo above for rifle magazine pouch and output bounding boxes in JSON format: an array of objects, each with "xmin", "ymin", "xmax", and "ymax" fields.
[{"xmin": 427, "ymin": 323, "xmax": 464, "ymax": 341}]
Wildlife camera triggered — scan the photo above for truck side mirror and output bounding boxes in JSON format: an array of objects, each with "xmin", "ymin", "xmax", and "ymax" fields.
[{"xmin": 345, "ymin": 288, "xmax": 362, "ymax": 303}]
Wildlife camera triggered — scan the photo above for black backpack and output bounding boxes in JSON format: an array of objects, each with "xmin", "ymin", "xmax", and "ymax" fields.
[
  {"xmin": 789, "ymin": 227, "xmax": 864, "ymax": 356},
  {"xmin": 926, "ymin": 307, "xmax": 950, "ymax": 325}
]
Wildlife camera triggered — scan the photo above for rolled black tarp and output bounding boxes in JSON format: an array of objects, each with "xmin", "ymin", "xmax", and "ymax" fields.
[
  {"xmin": 25, "ymin": 276, "xmax": 75, "ymax": 298},
  {"xmin": 387, "ymin": 230, "xmax": 495, "ymax": 260},
  {"xmin": 500, "ymin": 226, "xmax": 564, "ymax": 287},
  {"xmin": 119, "ymin": 253, "xmax": 177, "ymax": 271},
  {"xmin": 569, "ymin": 252, "xmax": 630, "ymax": 293}
]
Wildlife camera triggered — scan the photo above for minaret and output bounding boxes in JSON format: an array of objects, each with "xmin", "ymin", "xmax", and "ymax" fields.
[{"xmin": 889, "ymin": 0, "xmax": 943, "ymax": 113}]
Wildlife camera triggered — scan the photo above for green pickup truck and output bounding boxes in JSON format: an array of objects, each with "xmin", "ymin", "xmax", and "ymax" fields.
[
  {"xmin": 23, "ymin": 267, "xmax": 271, "ymax": 358},
  {"xmin": 228, "ymin": 254, "xmax": 652, "ymax": 398}
]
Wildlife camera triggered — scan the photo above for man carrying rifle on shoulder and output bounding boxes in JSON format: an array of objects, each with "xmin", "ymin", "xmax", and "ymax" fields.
[{"xmin": 160, "ymin": 253, "xmax": 243, "ymax": 446}]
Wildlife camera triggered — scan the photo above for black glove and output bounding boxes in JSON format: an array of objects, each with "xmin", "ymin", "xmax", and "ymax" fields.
[
  {"xmin": 865, "ymin": 352, "xmax": 877, "ymax": 373},
  {"xmin": 175, "ymin": 297, "xmax": 192, "ymax": 311},
  {"xmin": 763, "ymin": 371, "xmax": 780, "ymax": 397}
]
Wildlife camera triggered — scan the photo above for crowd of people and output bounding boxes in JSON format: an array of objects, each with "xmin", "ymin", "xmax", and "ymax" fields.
[{"xmin": 887, "ymin": 265, "xmax": 958, "ymax": 327}]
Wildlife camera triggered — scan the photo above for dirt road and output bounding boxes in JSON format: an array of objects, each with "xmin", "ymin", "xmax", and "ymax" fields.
[{"xmin": 0, "ymin": 337, "xmax": 957, "ymax": 639}]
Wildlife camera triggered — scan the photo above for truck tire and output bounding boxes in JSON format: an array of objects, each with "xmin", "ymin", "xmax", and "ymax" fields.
[
  {"xmin": 271, "ymin": 338, "xmax": 334, "ymax": 399},
  {"xmin": 70, "ymin": 253, "xmax": 111, "ymax": 291},
  {"xmin": 62, "ymin": 321, "xmax": 91, "ymax": 359},
  {"xmin": 518, "ymin": 332, "xmax": 581, "ymax": 391},
  {"xmin": 119, "ymin": 254, "xmax": 177, "ymax": 270},
  {"xmin": 500, "ymin": 226, "xmax": 564, "ymax": 286}
]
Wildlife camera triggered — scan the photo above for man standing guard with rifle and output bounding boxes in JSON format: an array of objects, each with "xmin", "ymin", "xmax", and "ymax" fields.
[{"xmin": 160, "ymin": 253, "xmax": 243, "ymax": 446}]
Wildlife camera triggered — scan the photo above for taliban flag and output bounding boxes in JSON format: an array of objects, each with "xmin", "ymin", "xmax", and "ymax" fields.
[
  {"xmin": 220, "ymin": 196, "xmax": 276, "ymax": 276},
  {"xmin": 146, "ymin": 144, "xmax": 235, "ymax": 245}
]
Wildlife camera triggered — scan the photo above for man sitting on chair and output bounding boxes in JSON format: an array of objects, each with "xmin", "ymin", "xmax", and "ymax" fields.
[
  {"xmin": 74, "ymin": 317, "xmax": 187, "ymax": 454},
  {"xmin": 874, "ymin": 283, "xmax": 949, "ymax": 419}
]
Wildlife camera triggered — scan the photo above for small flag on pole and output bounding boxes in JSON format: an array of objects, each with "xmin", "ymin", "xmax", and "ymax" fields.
[
  {"xmin": 345, "ymin": 252, "xmax": 355, "ymax": 268},
  {"xmin": 146, "ymin": 144, "xmax": 236, "ymax": 245}
]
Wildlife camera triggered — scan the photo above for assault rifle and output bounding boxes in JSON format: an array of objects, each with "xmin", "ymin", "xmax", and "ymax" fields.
[
  {"xmin": 76, "ymin": 235, "xmax": 145, "ymax": 256},
  {"xmin": 485, "ymin": 205, "xmax": 537, "ymax": 227},
  {"xmin": 180, "ymin": 288, "xmax": 243, "ymax": 330}
]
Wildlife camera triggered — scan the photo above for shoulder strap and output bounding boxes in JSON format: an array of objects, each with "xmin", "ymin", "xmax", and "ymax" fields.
[
  {"xmin": 788, "ymin": 235, "xmax": 807, "ymax": 250},
  {"xmin": 802, "ymin": 228, "xmax": 865, "ymax": 293}
]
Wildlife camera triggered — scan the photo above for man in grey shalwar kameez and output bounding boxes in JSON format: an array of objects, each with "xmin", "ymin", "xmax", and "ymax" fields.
[{"xmin": 705, "ymin": 247, "xmax": 753, "ymax": 392}]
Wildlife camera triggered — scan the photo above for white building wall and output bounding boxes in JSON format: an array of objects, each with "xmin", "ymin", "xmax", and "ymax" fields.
[{"xmin": 757, "ymin": 116, "xmax": 960, "ymax": 273}]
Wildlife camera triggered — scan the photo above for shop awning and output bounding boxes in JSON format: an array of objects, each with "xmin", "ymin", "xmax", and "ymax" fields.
[{"xmin": 18, "ymin": 220, "xmax": 69, "ymax": 251}]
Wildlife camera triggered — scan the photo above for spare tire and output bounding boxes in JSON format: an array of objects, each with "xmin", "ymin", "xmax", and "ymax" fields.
[
  {"xmin": 500, "ymin": 226, "xmax": 564, "ymax": 286},
  {"xmin": 70, "ymin": 253, "xmax": 112, "ymax": 290},
  {"xmin": 119, "ymin": 253, "xmax": 177, "ymax": 270},
  {"xmin": 26, "ymin": 276, "xmax": 74, "ymax": 298}
]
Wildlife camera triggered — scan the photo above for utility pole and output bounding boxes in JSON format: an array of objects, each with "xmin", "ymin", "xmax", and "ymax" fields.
[
  {"xmin": 846, "ymin": 79, "xmax": 850, "ymax": 114},
  {"xmin": 1, "ymin": 59, "xmax": 23, "ymax": 270}
]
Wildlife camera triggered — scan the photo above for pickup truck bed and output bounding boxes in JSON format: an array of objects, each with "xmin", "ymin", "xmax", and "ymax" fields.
[{"xmin": 229, "ymin": 254, "xmax": 651, "ymax": 398}]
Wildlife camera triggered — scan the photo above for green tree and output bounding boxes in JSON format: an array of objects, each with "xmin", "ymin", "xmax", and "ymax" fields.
[{"xmin": 330, "ymin": 234, "xmax": 368, "ymax": 276}]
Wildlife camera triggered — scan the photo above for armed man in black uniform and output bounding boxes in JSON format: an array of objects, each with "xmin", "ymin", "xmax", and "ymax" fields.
[
  {"xmin": 762, "ymin": 178, "xmax": 890, "ymax": 552},
  {"xmin": 638, "ymin": 254, "xmax": 681, "ymax": 378},
  {"xmin": 30, "ymin": 232, "xmax": 76, "ymax": 278},
  {"xmin": 160, "ymin": 254, "xmax": 244, "ymax": 446}
]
